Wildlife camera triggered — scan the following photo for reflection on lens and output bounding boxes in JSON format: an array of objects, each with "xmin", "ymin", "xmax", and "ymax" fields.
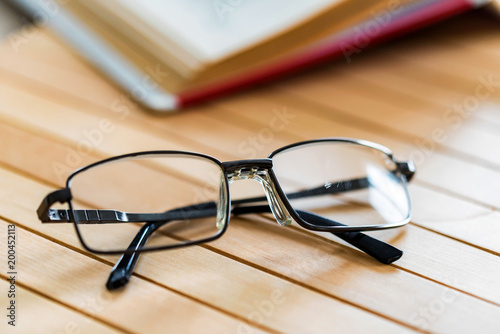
[
  {"xmin": 271, "ymin": 141, "xmax": 410, "ymax": 227},
  {"xmin": 69, "ymin": 154, "xmax": 227, "ymax": 252}
]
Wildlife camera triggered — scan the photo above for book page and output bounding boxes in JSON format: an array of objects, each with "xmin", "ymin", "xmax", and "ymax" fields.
[{"xmin": 111, "ymin": 0, "xmax": 342, "ymax": 61}]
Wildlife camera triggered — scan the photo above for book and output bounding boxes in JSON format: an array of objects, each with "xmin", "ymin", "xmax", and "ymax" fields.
[{"xmin": 8, "ymin": 0, "xmax": 490, "ymax": 112}]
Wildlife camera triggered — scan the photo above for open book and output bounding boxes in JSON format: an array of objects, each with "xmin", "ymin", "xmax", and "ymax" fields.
[{"xmin": 9, "ymin": 0, "xmax": 489, "ymax": 112}]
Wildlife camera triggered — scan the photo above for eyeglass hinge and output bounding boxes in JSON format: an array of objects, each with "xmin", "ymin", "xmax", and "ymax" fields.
[
  {"xmin": 37, "ymin": 188, "xmax": 72, "ymax": 223},
  {"xmin": 397, "ymin": 160, "xmax": 416, "ymax": 181}
]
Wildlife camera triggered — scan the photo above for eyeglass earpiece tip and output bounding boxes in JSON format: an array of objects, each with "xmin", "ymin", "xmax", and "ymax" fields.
[
  {"xmin": 106, "ymin": 268, "xmax": 131, "ymax": 291},
  {"xmin": 379, "ymin": 249, "xmax": 403, "ymax": 264}
]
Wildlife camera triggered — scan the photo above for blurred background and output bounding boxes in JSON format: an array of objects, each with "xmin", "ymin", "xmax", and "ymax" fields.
[
  {"xmin": 2, "ymin": 1, "xmax": 500, "ymax": 334},
  {"xmin": 0, "ymin": 1, "xmax": 21, "ymax": 39}
]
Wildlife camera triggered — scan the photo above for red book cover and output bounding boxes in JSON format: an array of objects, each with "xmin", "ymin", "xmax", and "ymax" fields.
[{"xmin": 178, "ymin": 0, "xmax": 486, "ymax": 109}]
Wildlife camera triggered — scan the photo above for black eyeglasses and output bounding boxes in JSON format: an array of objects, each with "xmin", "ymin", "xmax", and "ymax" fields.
[{"xmin": 37, "ymin": 138, "xmax": 415, "ymax": 290}]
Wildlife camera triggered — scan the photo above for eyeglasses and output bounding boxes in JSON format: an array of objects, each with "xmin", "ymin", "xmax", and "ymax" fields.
[{"xmin": 37, "ymin": 138, "xmax": 415, "ymax": 290}]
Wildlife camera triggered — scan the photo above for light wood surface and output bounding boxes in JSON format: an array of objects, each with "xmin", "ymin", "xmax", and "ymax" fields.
[{"xmin": 1, "ymin": 9, "xmax": 500, "ymax": 334}]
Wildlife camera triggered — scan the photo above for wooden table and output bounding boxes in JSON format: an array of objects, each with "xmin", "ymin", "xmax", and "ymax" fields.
[{"xmin": 1, "ymin": 9, "xmax": 500, "ymax": 334}]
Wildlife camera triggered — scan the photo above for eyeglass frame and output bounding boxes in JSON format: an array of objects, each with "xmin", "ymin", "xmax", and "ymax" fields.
[{"xmin": 37, "ymin": 137, "xmax": 415, "ymax": 256}]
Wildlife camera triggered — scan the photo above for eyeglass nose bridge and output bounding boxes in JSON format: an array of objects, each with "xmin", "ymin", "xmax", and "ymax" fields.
[{"xmin": 222, "ymin": 159, "xmax": 293, "ymax": 226}]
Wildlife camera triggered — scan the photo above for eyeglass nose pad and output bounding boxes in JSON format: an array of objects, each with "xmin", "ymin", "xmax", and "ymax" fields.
[
  {"xmin": 216, "ymin": 174, "xmax": 229, "ymax": 230},
  {"xmin": 254, "ymin": 171, "xmax": 293, "ymax": 227}
]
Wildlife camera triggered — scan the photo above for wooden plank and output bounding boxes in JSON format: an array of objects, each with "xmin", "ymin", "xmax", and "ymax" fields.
[
  {"xmin": 336, "ymin": 56, "xmax": 499, "ymax": 134},
  {"xmin": 0, "ymin": 48, "xmax": 499, "ymax": 253},
  {"xmin": 0, "ymin": 75, "xmax": 498, "ymax": 254},
  {"xmin": 10, "ymin": 29, "xmax": 500, "ymax": 134},
  {"xmin": 0, "ymin": 279, "xmax": 123, "ymax": 334},
  {"xmin": 2, "ymin": 161, "xmax": 500, "ymax": 333},
  {"xmin": 332, "ymin": 55, "xmax": 500, "ymax": 136},
  {"xmin": 3, "ymin": 32, "xmax": 500, "ymax": 209},
  {"xmin": 273, "ymin": 69, "xmax": 500, "ymax": 168},
  {"xmin": 380, "ymin": 42, "xmax": 500, "ymax": 104},
  {"xmin": 0, "ymin": 30, "xmax": 124, "ymax": 110},
  {"xmin": 0, "ymin": 31, "xmax": 494, "ymax": 156},
  {"xmin": 3, "ymin": 64, "xmax": 500, "ymax": 214},
  {"xmin": 0, "ymin": 47, "xmax": 500, "ymax": 260},
  {"xmin": 0, "ymin": 76, "xmax": 289, "ymax": 161},
  {"xmin": 1, "ymin": 18, "xmax": 500, "ymax": 333},
  {"xmin": 211, "ymin": 93, "xmax": 500, "ymax": 240},
  {"xmin": 209, "ymin": 95, "xmax": 500, "ymax": 261},
  {"xmin": 0, "ymin": 103, "xmax": 497, "ymax": 332},
  {"xmin": 375, "ymin": 50, "xmax": 500, "ymax": 128},
  {"xmin": 1, "ymin": 30, "xmax": 496, "ymax": 130},
  {"xmin": 450, "ymin": 35, "xmax": 500, "ymax": 61},
  {"xmin": 0, "ymin": 142, "xmax": 412, "ymax": 332},
  {"xmin": 0, "ymin": 219, "xmax": 271, "ymax": 334},
  {"xmin": 222, "ymin": 89, "xmax": 500, "ymax": 209}
]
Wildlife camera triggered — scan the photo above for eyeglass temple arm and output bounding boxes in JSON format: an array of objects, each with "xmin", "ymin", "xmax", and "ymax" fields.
[
  {"xmin": 38, "ymin": 198, "xmax": 218, "ymax": 224},
  {"xmin": 106, "ymin": 222, "xmax": 159, "ymax": 290},
  {"xmin": 228, "ymin": 161, "xmax": 414, "ymax": 205},
  {"xmin": 37, "ymin": 170, "xmax": 411, "ymax": 290},
  {"xmin": 37, "ymin": 188, "xmax": 72, "ymax": 223},
  {"xmin": 37, "ymin": 177, "xmax": 404, "ymax": 289},
  {"xmin": 105, "ymin": 166, "xmax": 414, "ymax": 290},
  {"xmin": 106, "ymin": 202, "xmax": 402, "ymax": 290},
  {"xmin": 104, "ymin": 177, "xmax": 376, "ymax": 289},
  {"xmin": 38, "ymin": 177, "xmax": 371, "ymax": 224},
  {"xmin": 37, "ymin": 180, "xmax": 362, "ymax": 224},
  {"xmin": 232, "ymin": 205, "xmax": 402, "ymax": 264}
]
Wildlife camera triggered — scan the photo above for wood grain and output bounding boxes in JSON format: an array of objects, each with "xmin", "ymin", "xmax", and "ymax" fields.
[{"xmin": 1, "ymin": 10, "xmax": 500, "ymax": 334}]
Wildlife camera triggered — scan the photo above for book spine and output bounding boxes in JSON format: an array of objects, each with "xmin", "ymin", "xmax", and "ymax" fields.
[{"xmin": 178, "ymin": 0, "xmax": 480, "ymax": 109}]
